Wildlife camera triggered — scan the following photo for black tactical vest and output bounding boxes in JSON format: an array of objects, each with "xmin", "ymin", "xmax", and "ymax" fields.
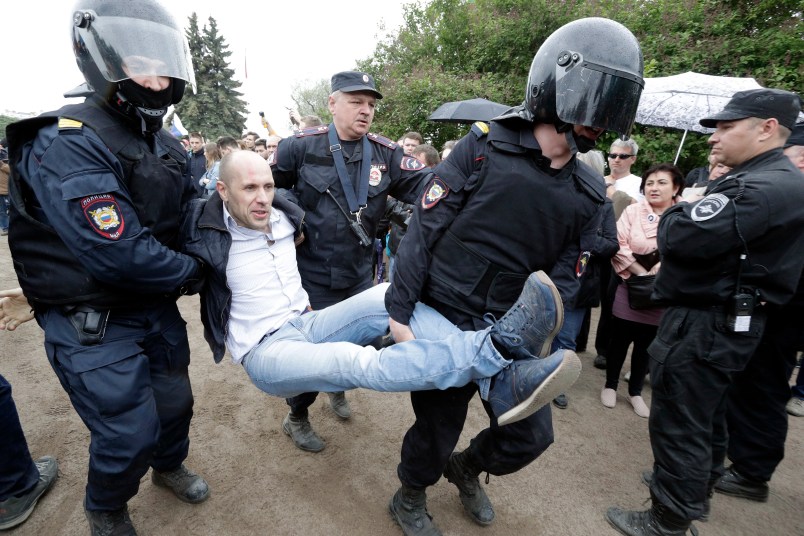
[
  {"xmin": 424, "ymin": 140, "xmax": 603, "ymax": 319},
  {"xmin": 7, "ymin": 100, "xmax": 188, "ymax": 308}
]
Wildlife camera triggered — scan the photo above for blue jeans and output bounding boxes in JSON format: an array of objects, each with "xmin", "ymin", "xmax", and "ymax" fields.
[
  {"xmin": 551, "ymin": 306, "xmax": 586, "ymax": 352},
  {"xmin": 0, "ymin": 194, "xmax": 9, "ymax": 231},
  {"xmin": 0, "ymin": 374, "xmax": 38, "ymax": 501},
  {"xmin": 242, "ymin": 284, "xmax": 508, "ymax": 400}
]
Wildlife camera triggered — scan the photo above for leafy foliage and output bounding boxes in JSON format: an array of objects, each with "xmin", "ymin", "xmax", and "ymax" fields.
[
  {"xmin": 289, "ymin": 79, "xmax": 333, "ymax": 124},
  {"xmin": 355, "ymin": 0, "xmax": 803, "ymax": 173},
  {"xmin": 174, "ymin": 14, "xmax": 248, "ymax": 140}
]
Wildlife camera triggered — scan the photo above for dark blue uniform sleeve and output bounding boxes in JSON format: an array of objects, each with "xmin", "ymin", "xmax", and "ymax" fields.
[
  {"xmin": 594, "ymin": 199, "xmax": 620, "ymax": 259},
  {"xmin": 386, "ymin": 133, "xmax": 484, "ymax": 324},
  {"xmin": 270, "ymin": 135, "xmax": 300, "ymax": 189},
  {"xmin": 387, "ymin": 145, "xmax": 434, "ymax": 206},
  {"xmin": 25, "ymin": 125, "xmax": 200, "ymax": 294}
]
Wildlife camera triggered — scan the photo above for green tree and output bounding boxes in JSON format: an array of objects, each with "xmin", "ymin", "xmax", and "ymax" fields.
[
  {"xmin": 359, "ymin": 0, "xmax": 803, "ymax": 171},
  {"xmin": 175, "ymin": 14, "xmax": 247, "ymax": 140},
  {"xmin": 289, "ymin": 79, "xmax": 333, "ymax": 124}
]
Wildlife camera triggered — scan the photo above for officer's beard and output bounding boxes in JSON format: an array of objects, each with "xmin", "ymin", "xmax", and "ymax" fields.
[{"xmin": 117, "ymin": 79, "xmax": 173, "ymax": 132}]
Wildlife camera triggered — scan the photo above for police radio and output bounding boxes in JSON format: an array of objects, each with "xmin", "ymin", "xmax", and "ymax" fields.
[{"xmin": 727, "ymin": 253, "xmax": 755, "ymax": 333}]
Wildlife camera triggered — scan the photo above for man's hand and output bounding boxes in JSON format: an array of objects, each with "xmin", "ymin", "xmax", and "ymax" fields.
[
  {"xmin": 389, "ymin": 317, "xmax": 415, "ymax": 343},
  {"xmin": 0, "ymin": 288, "xmax": 35, "ymax": 331}
]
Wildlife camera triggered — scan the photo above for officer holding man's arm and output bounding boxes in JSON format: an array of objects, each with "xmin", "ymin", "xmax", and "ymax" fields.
[{"xmin": 7, "ymin": 2, "xmax": 209, "ymax": 534}]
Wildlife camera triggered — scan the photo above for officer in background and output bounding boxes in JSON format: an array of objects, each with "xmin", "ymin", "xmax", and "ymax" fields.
[
  {"xmin": 270, "ymin": 71, "xmax": 428, "ymax": 452},
  {"xmin": 385, "ymin": 18, "xmax": 644, "ymax": 535},
  {"xmin": 7, "ymin": 1, "xmax": 208, "ymax": 534},
  {"xmin": 607, "ymin": 89, "xmax": 804, "ymax": 535}
]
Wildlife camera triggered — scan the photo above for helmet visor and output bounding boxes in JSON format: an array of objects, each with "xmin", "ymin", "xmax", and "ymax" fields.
[
  {"xmin": 555, "ymin": 61, "xmax": 643, "ymax": 138},
  {"xmin": 76, "ymin": 14, "xmax": 196, "ymax": 92}
]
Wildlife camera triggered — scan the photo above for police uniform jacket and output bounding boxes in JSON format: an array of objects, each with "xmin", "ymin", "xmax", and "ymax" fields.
[
  {"xmin": 386, "ymin": 114, "xmax": 606, "ymax": 326},
  {"xmin": 7, "ymin": 96, "xmax": 201, "ymax": 309},
  {"xmin": 180, "ymin": 191, "xmax": 305, "ymax": 363},
  {"xmin": 270, "ymin": 125, "xmax": 429, "ymax": 290},
  {"xmin": 655, "ymin": 148, "xmax": 804, "ymax": 307}
]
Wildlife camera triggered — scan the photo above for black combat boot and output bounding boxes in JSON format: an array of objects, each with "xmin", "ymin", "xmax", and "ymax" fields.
[
  {"xmin": 443, "ymin": 449, "xmax": 494, "ymax": 525},
  {"xmin": 641, "ymin": 469, "xmax": 711, "ymax": 521},
  {"xmin": 388, "ymin": 485, "xmax": 442, "ymax": 536},
  {"xmin": 606, "ymin": 492, "xmax": 694, "ymax": 536}
]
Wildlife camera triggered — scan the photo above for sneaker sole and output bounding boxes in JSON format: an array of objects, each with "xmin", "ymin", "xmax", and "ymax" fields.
[
  {"xmin": 497, "ymin": 350, "xmax": 581, "ymax": 426},
  {"xmin": 534, "ymin": 271, "xmax": 564, "ymax": 357}
]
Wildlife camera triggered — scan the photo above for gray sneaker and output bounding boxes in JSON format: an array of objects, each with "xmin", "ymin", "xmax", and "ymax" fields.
[
  {"xmin": 85, "ymin": 503, "xmax": 137, "ymax": 536},
  {"xmin": 0, "ymin": 456, "xmax": 58, "ymax": 530},
  {"xmin": 282, "ymin": 412, "xmax": 325, "ymax": 452},
  {"xmin": 328, "ymin": 391, "xmax": 352, "ymax": 420},
  {"xmin": 786, "ymin": 397, "xmax": 804, "ymax": 417},
  {"xmin": 490, "ymin": 271, "xmax": 563, "ymax": 359},
  {"xmin": 151, "ymin": 464, "xmax": 210, "ymax": 504}
]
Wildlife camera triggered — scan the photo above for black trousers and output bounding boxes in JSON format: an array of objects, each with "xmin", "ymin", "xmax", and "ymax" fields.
[
  {"xmin": 604, "ymin": 315, "xmax": 657, "ymax": 396},
  {"xmin": 397, "ymin": 302, "xmax": 554, "ymax": 489},
  {"xmin": 647, "ymin": 306, "xmax": 766, "ymax": 520},
  {"xmin": 286, "ymin": 278, "xmax": 373, "ymax": 416},
  {"xmin": 724, "ymin": 304, "xmax": 802, "ymax": 482},
  {"xmin": 593, "ymin": 265, "xmax": 618, "ymax": 356}
]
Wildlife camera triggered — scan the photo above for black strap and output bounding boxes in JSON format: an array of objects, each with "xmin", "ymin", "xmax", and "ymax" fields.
[{"xmin": 327, "ymin": 124, "xmax": 371, "ymax": 215}]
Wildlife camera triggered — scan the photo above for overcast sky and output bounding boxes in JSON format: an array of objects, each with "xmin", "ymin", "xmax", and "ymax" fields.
[{"xmin": 2, "ymin": 1, "xmax": 407, "ymax": 136}]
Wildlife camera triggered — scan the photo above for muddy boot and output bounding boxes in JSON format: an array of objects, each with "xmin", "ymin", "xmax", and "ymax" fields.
[
  {"xmin": 606, "ymin": 493, "xmax": 694, "ymax": 536},
  {"xmin": 443, "ymin": 449, "xmax": 494, "ymax": 525},
  {"xmin": 388, "ymin": 485, "xmax": 442, "ymax": 536}
]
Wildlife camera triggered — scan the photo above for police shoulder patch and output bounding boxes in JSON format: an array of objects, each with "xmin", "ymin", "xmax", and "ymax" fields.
[
  {"xmin": 422, "ymin": 177, "xmax": 449, "ymax": 209},
  {"xmin": 471, "ymin": 121, "xmax": 489, "ymax": 138},
  {"xmin": 367, "ymin": 132, "xmax": 398, "ymax": 149},
  {"xmin": 401, "ymin": 155, "xmax": 426, "ymax": 171},
  {"xmin": 575, "ymin": 251, "xmax": 592, "ymax": 278},
  {"xmin": 691, "ymin": 193, "xmax": 730, "ymax": 222},
  {"xmin": 58, "ymin": 118, "xmax": 83, "ymax": 130},
  {"xmin": 295, "ymin": 125, "xmax": 329, "ymax": 138},
  {"xmin": 81, "ymin": 194, "xmax": 125, "ymax": 240}
]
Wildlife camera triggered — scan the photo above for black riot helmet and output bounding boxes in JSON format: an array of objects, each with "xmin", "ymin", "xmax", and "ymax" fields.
[
  {"xmin": 71, "ymin": 0, "xmax": 196, "ymax": 124},
  {"xmin": 526, "ymin": 18, "xmax": 644, "ymax": 139}
]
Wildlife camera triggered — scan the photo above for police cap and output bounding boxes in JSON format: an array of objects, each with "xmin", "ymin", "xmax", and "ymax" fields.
[
  {"xmin": 700, "ymin": 88, "xmax": 801, "ymax": 130},
  {"xmin": 784, "ymin": 123, "xmax": 804, "ymax": 148},
  {"xmin": 331, "ymin": 71, "xmax": 383, "ymax": 99}
]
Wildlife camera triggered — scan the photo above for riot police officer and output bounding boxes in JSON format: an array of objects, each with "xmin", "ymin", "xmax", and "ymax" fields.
[
  {"xmin": 270, "ymin": 71, "xmax": 428, "ymax": 452},
  {"xmin": 7, "ymin": 1, "xmax": 208, "ymax": 534},
  {"xmin": 607, "ymin": 89, "xmax": 804, "ymax": 535},
  {"xmin": 385, "ymin": 18, "xmax": 645, "ymax": 535}
]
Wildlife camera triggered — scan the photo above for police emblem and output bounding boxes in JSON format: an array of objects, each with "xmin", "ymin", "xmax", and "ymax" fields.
[
  {"xmin": 369, "ymin": 165, "xmax": 383, "ymax": 186},
  {"xmin": 362, "ymin": 74, "xmax": 369, "ymax": 82},
  {"xmin": 575, "ymin": 251, "xmax": 591, "ymax": 277},
  {"xmin": 422, "ymin": 178, "xmax": 449, "ymax": 209},
  {"xmin": 81, "ymin": 194, "xmax": 125, "ymax": 240},
  {"xmin": 691, "ymin": 193, "xmax": 729, "ymax": 222},
  {"xmin": 401, "ymin": 156, "xmax": 426, "ymax": 171}
]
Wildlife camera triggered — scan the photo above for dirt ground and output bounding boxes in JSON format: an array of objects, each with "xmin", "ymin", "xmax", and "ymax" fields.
[{"xmin": 1, "ymin": 235, "xmax": 802, "ymax": 536}]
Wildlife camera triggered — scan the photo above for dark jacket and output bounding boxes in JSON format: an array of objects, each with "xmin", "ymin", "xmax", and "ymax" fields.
[
  {"xmin": 386, "ymin": 114, "xmax": 605, "ymax": 326},
  {"xmin": 655, "ymin": 148, "xmax": 804, "ymax": 307},
  {"xmin": 181, "ymin": 191, "xmax": 305, "ymax": 363}
]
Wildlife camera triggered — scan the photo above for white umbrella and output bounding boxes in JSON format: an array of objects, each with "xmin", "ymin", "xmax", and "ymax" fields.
[{"xmin": 635, "ymin": 71, "xmax": 762, "ymax": 163}]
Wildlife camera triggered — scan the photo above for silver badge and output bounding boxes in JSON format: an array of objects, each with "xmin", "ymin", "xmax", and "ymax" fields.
[{"xmin": 691, "ymin": 193, "xmax": 729, "ymax": 221}]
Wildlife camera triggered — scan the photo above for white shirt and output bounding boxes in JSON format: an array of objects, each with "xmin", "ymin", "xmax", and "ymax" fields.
[
  {"xmin": 223, "ymin": 204, "xmax": 309, "ymax": 363},
  {"xmin": 612, "ymin": 173, "xmax": 643, "ymax": 201}
]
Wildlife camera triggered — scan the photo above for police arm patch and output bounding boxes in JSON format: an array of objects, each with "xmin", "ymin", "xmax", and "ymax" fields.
[
  {"xmin": 401, "ymin": 155, "xmax": 426, "ymax": 171},
  {"xmin": 82, "ymin": 194, "xmax": 125, "ymax": 240},
  {"xmin": 575, "ymin": 251, "xmax": 591, "ymax": 277},
  {"xmin": 691, "ymin": 193, "xmax": 729, "ymax": 222},
  {"xmin": 422, "ymin": 178, "xmax": 449, "ymax": 209}
]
